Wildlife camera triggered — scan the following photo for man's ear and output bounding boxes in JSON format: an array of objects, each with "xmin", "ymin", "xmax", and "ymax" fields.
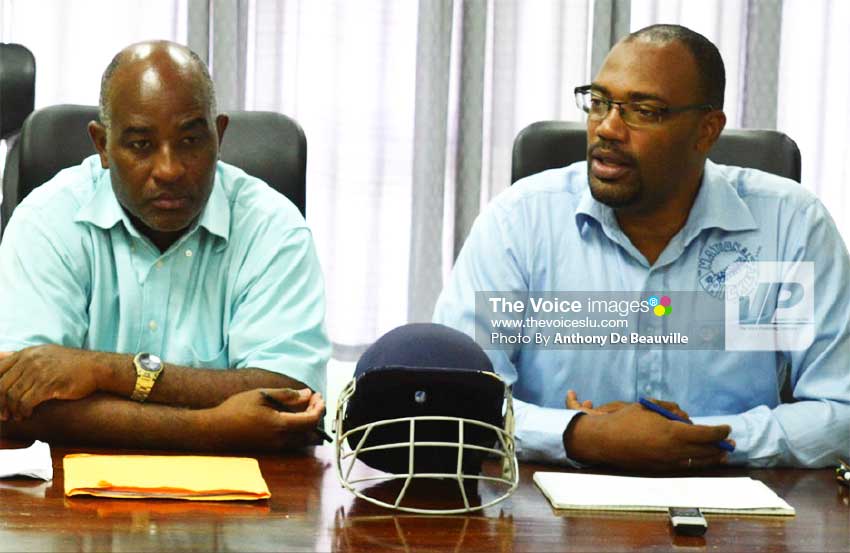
[
  {"xmin": 87, "ymin": 121, "xmax": 110, "ymax": 168},
  {"xmin": 215, "ymin": 114, "xmax": 229, "ymax": 150},
  {"xmin": 695, "ymin": 110, "xmax": 726, "ymax": 154}
]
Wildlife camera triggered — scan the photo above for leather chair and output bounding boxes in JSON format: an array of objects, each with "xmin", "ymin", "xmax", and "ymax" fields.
[
  {"xmin": 1, "ymin": 105, "xmax": 307, "ymax": 236},
  {"xmin": 0, "ymin": 43, "xmax": 35, "ymax": 140},
  {"xmin": 511, "ymin": 120, "xmax": 802, "ymax": 184}
]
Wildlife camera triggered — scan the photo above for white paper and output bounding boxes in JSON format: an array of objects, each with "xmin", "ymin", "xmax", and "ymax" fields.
[
  {"xmin": 533, "ymin": 472, "xmax": 795, "ymax": 516},
  {"xmin": 0, "ymin": 440, "xmax": 53, "ymax": 481}
]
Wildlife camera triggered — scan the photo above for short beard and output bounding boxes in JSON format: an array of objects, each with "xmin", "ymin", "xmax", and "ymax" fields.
[{"xmin": 587, "ymin": 170, "xmax": 642, "ymax": 208}]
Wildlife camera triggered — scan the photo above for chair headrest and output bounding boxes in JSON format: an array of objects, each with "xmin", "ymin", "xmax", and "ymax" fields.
[
  {"xmin": 0, "ymin": 43, "xmax": 36, "ymax": 139},
  {"xmin": 511, "ymin": 120, "xmax": 802, "ymax": 184}
]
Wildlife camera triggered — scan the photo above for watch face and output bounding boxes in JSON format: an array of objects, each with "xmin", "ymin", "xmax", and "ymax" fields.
[{"xmin": 138, "ymin": 353, "xmax": 163, "ymax": 372}]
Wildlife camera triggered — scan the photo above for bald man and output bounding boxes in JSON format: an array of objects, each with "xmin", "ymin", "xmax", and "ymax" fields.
[{"xmin": 0, "ymin": 42, "xmax": 330, "ymax": 451}]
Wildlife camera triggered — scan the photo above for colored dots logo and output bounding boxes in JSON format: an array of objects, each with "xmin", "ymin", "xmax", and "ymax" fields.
[{"xmin": 648, "ymin": 295, "xmax": 672, "ymax": 317}]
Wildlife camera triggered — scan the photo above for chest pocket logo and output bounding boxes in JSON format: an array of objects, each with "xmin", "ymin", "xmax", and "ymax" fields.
[{"xmin": 697, "ymin": 241, "xmax": 760, "ymax": 299}]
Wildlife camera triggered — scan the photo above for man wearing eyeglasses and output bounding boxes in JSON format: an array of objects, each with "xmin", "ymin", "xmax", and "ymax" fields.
[{"xmin": 434, "ymin": 24, "xmax": 849, "ymax": 470}]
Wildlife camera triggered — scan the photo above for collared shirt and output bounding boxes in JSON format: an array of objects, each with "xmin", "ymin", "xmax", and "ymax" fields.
[
  {"xmin": 434, "ymin": 160, "xmax": 850, "ymax": 468},
  {"xmin": 0, "ymin": 155, "xmax": 330, "ymax": 394}
]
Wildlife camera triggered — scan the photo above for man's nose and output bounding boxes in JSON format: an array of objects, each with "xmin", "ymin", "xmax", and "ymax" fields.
[
  {"xmin": 151, "ymin": 145, "xmax": 185, "ymax": 183},
  {"xmin": 593, "ymin": 103, "xmax": 629, "ymax": 142}
]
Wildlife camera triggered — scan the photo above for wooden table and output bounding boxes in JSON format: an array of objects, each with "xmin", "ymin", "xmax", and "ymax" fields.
[{"xmin": 0, "ymin": 439, "xmax": 847, "ymax": 552}]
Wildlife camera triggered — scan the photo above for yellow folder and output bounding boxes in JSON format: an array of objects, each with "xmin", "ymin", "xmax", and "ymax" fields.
[{"xmin": 63, "ymin": 454, "xmax": 271, "ymax": 501}]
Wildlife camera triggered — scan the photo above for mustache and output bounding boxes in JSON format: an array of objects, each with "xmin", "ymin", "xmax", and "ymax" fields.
[{"xmin": 587, "ymin": 141, "xmax": 637, "ymax": 165}]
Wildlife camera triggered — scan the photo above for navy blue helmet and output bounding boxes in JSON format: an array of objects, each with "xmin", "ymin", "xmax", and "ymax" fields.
[{"xmin": 334, "ymin": 323, "xmax": 517, "ymax": 513}]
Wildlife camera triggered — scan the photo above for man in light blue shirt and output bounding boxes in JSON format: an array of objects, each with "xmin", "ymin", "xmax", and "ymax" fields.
[
  {"xmin": 434, "ymin": 25, "xmax": 849, "ymax": 469},
  {"xmin": 0, "ymin": 41, "xmax": 330, "ymax": 451}
]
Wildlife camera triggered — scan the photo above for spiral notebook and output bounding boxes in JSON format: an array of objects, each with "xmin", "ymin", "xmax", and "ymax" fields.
[{"xmin": 533, "ymin": 472, "xmax": 795, "ymax": 516}]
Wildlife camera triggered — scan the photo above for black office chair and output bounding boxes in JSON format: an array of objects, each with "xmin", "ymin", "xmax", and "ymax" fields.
[
  {"xmin": 511, "ymin": 120, "xmax": 802, "ymax": 184},
  {"xmin": 0, "ymin": 43, "xmax": 35, "ymax": 140},
  {"xmin": 1, "ymin": 105, "xmax": 307, "ymax": 236}
]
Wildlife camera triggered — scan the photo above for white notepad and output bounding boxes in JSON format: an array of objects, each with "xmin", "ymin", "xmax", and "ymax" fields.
[{"xmin": 533, "ymin": 472, "xmax": 795, "ymax": 516}]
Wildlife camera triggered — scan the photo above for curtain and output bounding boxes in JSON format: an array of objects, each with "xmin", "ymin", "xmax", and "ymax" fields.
[
  {"xmin": 237, "ymin": 0, "xmax": 419, "ymax": 356},
  {"xmin": 209, "ymin": 0, "xmax": 594, "ymax": 356},
  {"xmin": 0, "ymin": 0, "xmax": 845, "ymax": 430},
  {"xmin": 2, "ymin": 0, "xmax": 846, "ymax": 404},
  {"xmin": 0, "ymin": 0, "xmax": 186, "ymax": 110},
  {"xmin": 0, "ymin": 0, "xmax": 844, "ymax": 340},
  {"xmin": 630, "ymin": 0, "xmax": 750, "ymax": 128},
  {"xmin": 198, "ymin": 0, "xmax": 594, "ymax": 418},
  {"xmin": 0, "ymin": 0, "xmax": 186, "ymax": 207},
  {"xmin": 777, "ymin": 0, "xmax": 850, "ymax": 241},
  {"xmin": 630, "ymin": 0, "xmax": 850, "ymax": 245}
]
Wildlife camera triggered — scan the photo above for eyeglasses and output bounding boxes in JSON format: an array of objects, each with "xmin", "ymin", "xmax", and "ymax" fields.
[{"xmin": 574, "ymin": 85, "xmax": 714, "ymax": 128}]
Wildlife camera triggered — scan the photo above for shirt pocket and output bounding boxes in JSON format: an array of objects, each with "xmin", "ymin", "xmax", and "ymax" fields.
[{"xmin": 188, "ymin": 340, "xmax": 230, "ymax": 369}]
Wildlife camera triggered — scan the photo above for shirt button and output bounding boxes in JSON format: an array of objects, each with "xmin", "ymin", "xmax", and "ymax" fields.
[
  {"xmin": 185, "ymin": 249, "xmax": 193, "ymax": 257},
  {"xmin": 149, "ymin": 320, "xmax": 158, "ymax": 332},
  {"xmin": 155, "ymin": 261, "xmax": 164, "ymax": 269},
  {"xmin": 644, "ymin": 384, "xmax": 652, "ymax": 393}
]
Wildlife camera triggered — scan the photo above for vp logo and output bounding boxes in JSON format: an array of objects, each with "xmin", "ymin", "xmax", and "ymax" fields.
[
  {"xmin": 738, "ymin": 282, "xmax": 804, "ymax": 325},
  {"xmin": 725, "ymin": 262, "xmax": 814, "ymax": 351}
]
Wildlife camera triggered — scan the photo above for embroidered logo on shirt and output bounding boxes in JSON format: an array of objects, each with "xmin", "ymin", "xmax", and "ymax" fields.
[{"xmin": 697, "ymin": 241, "xmax": 761, "ymax": 299}]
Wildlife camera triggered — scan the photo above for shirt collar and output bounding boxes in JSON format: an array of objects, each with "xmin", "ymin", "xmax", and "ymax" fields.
[
  {"xmin": 574, "ymin": 182, "xmax": 612, "ymax": 233},
  {"xmin": 574, "ymin": 159, "xmax": 758, "ymax": 238},
  {"xmin": 74, "ymin": 157, "xmax": 124, "ymax": 230},
  {"xmin": 196, "ymin": 170, "xmax": 230, "ymax": 242},
  {"xmin": 75, "ymin": 158, "xmax": 231, "ymax": 244},
  {"xmin": 680, "ymin": 159, "xmax": 757, "ymax": 242},
  {"xmin": 573, "ymin": 170, "xmax": 624, "ymax": 246}
]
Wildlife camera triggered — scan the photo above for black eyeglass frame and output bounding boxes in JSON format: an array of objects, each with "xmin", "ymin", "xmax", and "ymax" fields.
[{"xmin": 574, "ymin": 85, "xmax": 715, "ymax": 126}]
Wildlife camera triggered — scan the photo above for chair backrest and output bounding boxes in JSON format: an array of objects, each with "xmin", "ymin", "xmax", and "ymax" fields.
[
  {"xmin": 0, "ymin": 43, "xmax": 35, "ymax": 139},
  {"xmin": 511, "ymin": 120, "xmax": 802, "ymax": 184},
  {"xmin": 1, "ymin": 105, "xmax": 307, "ymax": 236}
]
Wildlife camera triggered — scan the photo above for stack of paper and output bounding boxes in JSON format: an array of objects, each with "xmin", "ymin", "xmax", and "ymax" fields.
[
  {"xmin": 533, "ymin": 472, "xmax": 795, "ymax": 516},
  {"xmin": 64, "ymin": 454, "xmax": 271, "ymax": 501}
]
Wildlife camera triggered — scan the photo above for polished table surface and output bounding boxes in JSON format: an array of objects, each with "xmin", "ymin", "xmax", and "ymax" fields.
[{"xmin": 0, "ymin": 439, "xmax": 847, "ymax": 552}]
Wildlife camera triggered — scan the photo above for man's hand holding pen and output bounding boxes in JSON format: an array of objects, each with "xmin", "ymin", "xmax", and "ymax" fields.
[
  {"xmin": 204, "ymin": 388, "xmax": 327, "ymax": 451},
  {"xmin": 563, "ymin": 390, "xmax": 734, "ymax": 472}
]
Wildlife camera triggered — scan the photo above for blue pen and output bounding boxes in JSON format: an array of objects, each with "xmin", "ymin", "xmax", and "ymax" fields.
[{"xmin": 638, "ymin": 397, "xmax": 735, "ymax": 452}]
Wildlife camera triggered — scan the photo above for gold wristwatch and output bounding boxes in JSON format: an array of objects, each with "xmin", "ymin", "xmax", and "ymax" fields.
[{"xmin": 131, "ymin": 353, "xmax": 164, "ymax": 402}]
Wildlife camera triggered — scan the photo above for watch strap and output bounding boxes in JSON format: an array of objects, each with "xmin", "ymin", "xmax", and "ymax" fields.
[{"xmin": 131, "ymin": 353, "xmax": 163, "ymax": 402}]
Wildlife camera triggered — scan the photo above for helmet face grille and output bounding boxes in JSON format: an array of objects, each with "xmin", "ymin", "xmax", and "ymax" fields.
[
  {"xmin": 335, "ymin": 323, "xmax": 518, "ymax": 514},
  {"xmin": 345, "ymin": 418, "xmax": 497, "ymax": 474},
  {"xmin": 343, "ymin": 368, "xmax": 505, "ymax": 474}
]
